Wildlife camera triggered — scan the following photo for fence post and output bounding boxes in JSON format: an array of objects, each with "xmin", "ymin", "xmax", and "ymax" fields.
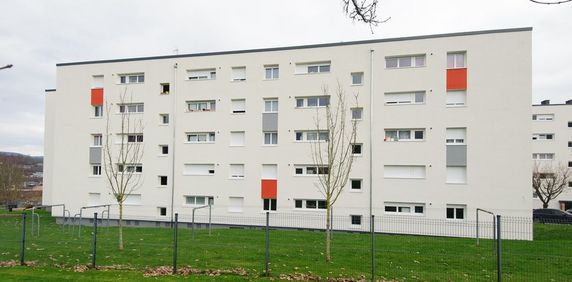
[
  {"xmin": 371, "ymin": 214, "xmax": 375, "ymax": 282},
  {"xmin": 20, "ymin": 213, "xmax": 27, "ymax": 266},
  {"xmin": 265, "ymin": 211, "xmax": 270, "ymax": 277},
  {"xmin": 92, "ymin": 212, "xmax": 97, "ymax": 269},
  {"xmin": 496, "ymin": 215, "xmax": 502, "ymax": 282},
  {"xmin": 173, "ymin": 213, "xmax": 178, "ymax": 274}
]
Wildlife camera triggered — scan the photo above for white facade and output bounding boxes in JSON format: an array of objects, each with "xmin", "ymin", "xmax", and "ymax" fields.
[
  {"xmin": 43, "ymin": 28, "xmax": 533, "ymax": 233},
  {"xmin": 532, "ymin": 101, "xmax": 572, "ymax": 210}
]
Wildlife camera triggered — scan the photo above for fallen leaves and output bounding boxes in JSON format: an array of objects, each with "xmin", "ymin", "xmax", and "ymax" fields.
[{"xmin": 143, "ymin": 266, "xmax": 250, "ymax": 278}]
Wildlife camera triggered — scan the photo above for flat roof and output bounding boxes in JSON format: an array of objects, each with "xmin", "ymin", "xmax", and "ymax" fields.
[{"xmin": 56, "ymin": 27, "xmax": 532, "ymax": 67}]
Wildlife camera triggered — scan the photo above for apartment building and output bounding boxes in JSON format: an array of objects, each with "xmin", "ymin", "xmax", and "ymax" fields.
[
  {"xmin": 532, "ymin": 100, "xmax": 572, "ymax": 210},
  {"xmin": 43, "ymin": 27, "xmax": 532, "ymax": 233}
]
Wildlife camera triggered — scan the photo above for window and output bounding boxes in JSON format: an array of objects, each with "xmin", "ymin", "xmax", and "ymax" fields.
[
  {"xmin": 93, "ymin": 134, "xmax": 102, "ymax": 147},
  {"xmin": 351, "ymin": 108, "xmax": 363, "ymax": 120},
  {"xmin": 296, "ymin": 61, "xmax": 331, "ymax": 74},
  {"xmin": 568, "ymin": 121, "xmax": 572, "ymax": 127},
  {"xmin": 117, "ymin": 164, "xmax": 143, "ymax": 173},
  {"xmin": 264, "ymin": 99, "xmax": 278, "ymax": 113},
  {"xmin": 263, "ymin": 199, "xmax": 277, "ymax": 211},
  {"xmin": 569, "ymin": 141, "xmax": 572, "ymax": 148},
  {"xmin": 384, "ymin": 129, "xmax": 425, "ymax": 142},
  {"xmin": 265, "ymin": 65, "xmax": 279, "ymax": 80},
  {"xmin": 91, "ymin": 75, "xmax": 104, "ymax": 88},
  {"xmin": 183, "ymin": 164, "xmax": 215, "ymax": 175},
  {"xmin": 94, "ymin": 105, "xmax": 103, "ymax": 117},
  {"xmin": 125, "ymin": 134, "xmax": 143, "ymax": 143},
  {"xmin": 384, "ymin": 165, "xmax": 426, "ymax": 179},
  {"xmin": 231, "ymin": 66, "xmax": 246, "ymax": 81},
  {"xmin": 532, "ymin": 114, "xmax": 554, "ymax": 121},
  {"xmin": 295, "ymin": 96, "xmax": 330, "ymax": 108},
  {"xmin": 446, "ymin": 205, "xmax": 466, "ymax": 219},
  {"xmin": 160, "ymin": 114, "xmax": 169, "ymax": 125},
  {"xmin": 295, "ymin": 131, "xmax": 329, "ymax": 142},
  {"xmin": 447, "ymin": 53, "xmax": 466, "ymax": 69},
  {"xmin": 264, "ymin": 132, "xmax": 278, "ymax": 145},
  {"xmin": 160, "ymin": 83, "xmax": 170, "ymax": 94},
  {"xmin": 188, "ymin": 68, "xmax": 216, "ymax": 80},
  {"xmin": 158, "ymin": 207, "xmax": 167, "ymax": 216},
  {"xmin": 159, "ymin": 176, "xmax": 168, "ymax": 186},
  {"xmin": 446, "ymin": 91, "xmax": 466, "ymax": 107},
  {"xmin": 385, "ymin": 55, "xmax": 426, "ymax": 69},
  {"xmin": 187, "ymin": 100, "xmax": 216, "ymax": 112},
  {"xmin": 294, "ymin": 199, "xmax": 327, "ymax": 210},
  {"xmin": 229, "ymin": 164, "xmax": 245, "ymax": 179},
  {"xmin": 230, "ymin": 131, "xmax": 245, "ymax": 146},
  {"xmin": 92, "ymin": 165, "xmax": 102, "ymax": 176},
  {"xmin": 385, "ymin": 91, "xmax": 425, "ymax": 105},
  {"xmin": 532, "ymin": 134, "xmax": 554, "ymax": 140},
  {"xmin": 228, "ymin": 197, "xmax": 244, "ymax": 213},
  {"xmin": 351, "ymin": 72, "xmax": 363, "ymax": 85},
  {"xmin": 186, "ymin": 132, "xmax": 216, "ymax": 143},
  {"xmin": 185, "ymin": 196, "xmax": 214, "ymax": 206},
  {"xmin": 384, "ymin": 202, "xmax": 425, "ymax": 215},
  {"xmin": 351, "ymin": 215, "xmax": 362, "ymax": 226},
  {"xmin": 262, "ymin": 164, "xmax": 278, "ymax": 179},
  {"xmin": 119, "ymin": 103, "xmax": 144, "ymax": 113},
  {"xmin": 351, "ymin": 143, "xmax": 362, "ymax": 155},
  {"xmin": 446, "ymin": 166, "xmax": 467, "ymax": 184},
  {"xmin": 569, "ymin": 181, "xmax": 572, "ymax": 188},
  {"xmin": 231, "ymin": 99, "xmax": 246, "ymax": 113},
  {"xmin": 350, "ymin": 179, "xmax": 362, "ymax": 190},
  {"xmin": 119, "ymin": 73, "xmax": 144, "ymax": 84},
  {"xmin": 532, "ymin": 153, "xmax": 554, "ymax": 160},
  {"xmin": 568, "ymin": 161, "xmax": 572, "ymax": 168},
  {"xmin": 88, "ymin": 193, "xmax": 101, "ymax": 206},
  {"xmin": 294, "ymin": 165, "xmax": 329, "ymax": 175},
  {"xmin": 446, "ymin": 128, "xmax": 466, "ymax": 144},
  {"xmin": 160, "ymin": 145, "xmax": 168, "ymax": 155}
]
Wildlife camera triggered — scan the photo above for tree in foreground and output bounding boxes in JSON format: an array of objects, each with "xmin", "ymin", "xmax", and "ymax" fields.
[
  {"xmin": 532, "ymin": 161, "xmax": 571, "ymax": 209},
  {"xmin": 0, "ymin": 157, "xmax": 24, "ymax": 206},
  {"xmin": 103, "ymin": 89, "xmax": 144, "ymax": 250},
  {"xmin": 311, "ymin": 84, "xmax": 358, "ymax": 262}
]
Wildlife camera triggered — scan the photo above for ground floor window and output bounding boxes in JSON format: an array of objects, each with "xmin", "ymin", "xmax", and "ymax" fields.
[{"xmin": 263, "ymin": 199, "xmax": 277, "ymax": 211}]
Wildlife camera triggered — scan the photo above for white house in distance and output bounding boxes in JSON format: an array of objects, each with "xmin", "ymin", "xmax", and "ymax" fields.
[
  {"xmin": 43, "ymin": 27, "xmax": 532, "ymax": 237},
  {"xmin": 532, "ymin": 100, "xmax": 572, "ymax": 210}
]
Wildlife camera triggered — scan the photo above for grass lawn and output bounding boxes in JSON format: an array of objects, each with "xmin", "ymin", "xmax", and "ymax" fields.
[{"xmin": 0, "ymin": 211, "xmax": 571, "ymax": 281}]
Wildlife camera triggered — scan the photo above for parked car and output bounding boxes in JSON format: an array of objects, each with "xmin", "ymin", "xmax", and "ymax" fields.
[{"xmin": 533, "ymin": 209, "xmax": 572, "ymax": 224}]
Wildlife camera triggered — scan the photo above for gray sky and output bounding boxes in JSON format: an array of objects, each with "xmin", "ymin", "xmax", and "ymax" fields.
[{"xmin": 1, "ymin": 0, "xmax": 571, "ymax": 156}]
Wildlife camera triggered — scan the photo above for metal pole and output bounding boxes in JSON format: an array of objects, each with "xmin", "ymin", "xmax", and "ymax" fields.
[
  {"xmin": 208, "ymin": 204, "xmax": 212, "ymax": 236},
  {"xmin": 496, "ymin": 215, "xmax": 502, "ymax": 282},
  {"xmin": 20, "ymin": 213, "xmax": 26, "ymax": 266},
  {"xmin": 493, "ymin": 215, "xmax": 497, "ymax": 252},
  {"xmin": 79, "ymin": 209, "xmax": 83, "ymax": 238},
  {"xmin": 476, "ymin": 210, "xmax": 479, "ymax": 246},
  {"xmin": 173, "ymin": 213, "xmax": 178, "ymax": 274},
  {"xmin": 92, "ymin": 213, "xmax": 98, "ymax": 269},
  {"xmin": 330, "ymin": 206, "xmax": 333, "ymax": 240},
  {"xmin": 31, "ymin": 208, "xmax": 35, "ymax": 236},
  {"xmin": 265, "ymin": 212, "xmax": 270, "ymax": 277},
  {"xmin": 192, "ymin": 209, "xmax": 196, "ymax": 240},
  {"xmin": 368, "ymin": 49, "xmax": 375, "ymax": 220},
  {"xmin": 371, "ymin": 214, "xmax": 375, "ymax": 282}
]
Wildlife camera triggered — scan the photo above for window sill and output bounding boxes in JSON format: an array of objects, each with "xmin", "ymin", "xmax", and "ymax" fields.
[
  {"xmin": 117, "ymin": 82, "xmax": 144, "ymax": 85},
  {"xmin": 186, "ymin": 110, "xmax": 216, "ymax": 113},
  {"xmin": 186, "ymin": 78, "xmax": 216, "ymax": 82},
  {"xmin": 182, "ymin": 174, "xmax": 215, "ymax": 176},
  {"xmin": 383, "ymin": 140, "xmax": 425, "ymax": 143},
  {"xmin": 349, "ymin": 189, "xmax": 362, "ymax": 193},
  {"xmin": 157, "ymin": 186, "xmax": 168, "ymax": 188},
  {"xmin": 384, "ymin": 213, "xmax": 425, "ymax": 217},
  {"xmin": 383, "ymin": 177, "xmax": 426, "ymax": 180},
  {"xmin": 263, "ymin": 79, "xmax": 279, "ymax": 81},
  {"xmin": 385, "ymin": 66, "xmax": 426, "ymax": 70},
  {"xmin": 294, "ymin": 72, "xmax": 330, "ymax": 76},
  {"xmin": 184, "ymin": 142, "xmax": 215, "ymax": 144},
  {"xmin": 88, "ymin": 175, "xmax": 102, "ymax": 178},
  {"xmin": 385, "ymin": 103, "xmax": 425, "ymax": 106},
  {"xmin": 294, "ymin": 106, "xmax": 327, "ymax": 109},
  {"xmin": 262, "ymin": 111, "xmax": 279, "ymax": 114},
  {"xmin": 158, "ymin": 124, "xmax": 169, "ymax": 126},
  {"xmin": 90, "ymin": 117, "xmax": 103, "ymax": 119},
  {"xmin": 292, "ymin": 208, "xmax": 326, "ymax": 212},
  {"xmin": 229, "ymin": 177, "xmax": 245, "ymax": 180},
  {"xmin": 446, "ymin": 105, "xmax": 467, "ymax": 108},
  {"xmin": 229, "ymin": 145, "xmax": 245, "ymax": 147},
  {"xmin": 262, "ymin": 144, "xmax": 278, "ymax": 147},
  {"xmin": 157, "ymin": 154, "xmax": 168, "ymax": 157},
  {"xmin": 350, "ymin": 84, "xmax": 363, "ymax": 87}
]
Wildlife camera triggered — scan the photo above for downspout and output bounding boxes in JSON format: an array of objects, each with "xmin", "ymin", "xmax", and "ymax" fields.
[
  {"xmin": 369, "ymin": 49, "xmax": 375, "ymax": 220},
  {"xmin": 170, "ymin": 62, "xmax": 178, "ymax": 224}
]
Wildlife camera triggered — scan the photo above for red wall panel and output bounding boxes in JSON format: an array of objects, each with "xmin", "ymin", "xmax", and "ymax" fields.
[
  {"xmin": 91, "ymin": 88, "xmax": 104, "ymax": 106},
  {"xmin": 446, "ymin": 68, "xmax": 467, "ymax": 91}
]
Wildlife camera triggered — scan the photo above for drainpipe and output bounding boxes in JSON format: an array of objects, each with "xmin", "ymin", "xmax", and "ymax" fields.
[{"xmin": 369, "ymin": 49, "xmax": 375, "ymax": 220}]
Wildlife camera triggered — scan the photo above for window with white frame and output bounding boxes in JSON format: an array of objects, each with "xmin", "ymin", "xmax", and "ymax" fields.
[
  {"xmin": 532, "ymin": 153, "xmax": 555, "ymax": 160},
  {"xmin": 352, "ymin": 143, "xmax": 363, "ymax": 155},
  {"xmin": 264, "ymin": 65, "xmax": 279, "ymax": 80},
  {"xmin": 351, "ymin": 108, "xmax": 363, "ymax": 120},
  {"xmin": 118, "ymin": 103, "xmax": 144, "ymax": 113},
  {"xmin": 532, "ymin": 133, "xmax": 554, "ymax": 140},
  {"xmin": 231, "ymin": 66, "xmax": 246, "ymax": 81},
  {"xmin": 532, "ymin": 114, "xmax": 554, "ymax": 121},
  {"xmin": 187, "ymin": 68, "xmax": 216, "ymax": 80},
  {"xmin": 159, "ymin": 176, "xmax": 168, "ymax": 186},
  {"xmin": 160, "ymin": 83, "xmax": 170, "ymax": 94},
  {"xmin": 92, "ymin": 165, "xmax": 102, "ymax": 176},
  {"xmin": 185, "ymin": 196, "xmax": 214, "ymax": 206},
  {"xmin": 446, "ymin": 91, "xmax": 466, "ymax": 107},
  {"xmin": 118, "ymin": 163, "xmax": 143, "ymax": 173},
  {"xmin": 183, "ymin": 164, "xmax": 215, "ymax": 175},
  {"xmin": 88, "ymin": 193, "xmax": 101, "ymax": 206},
  {"xmin": 94, "ymin": 105, "xmax": 103, "ymax": 117},
  {"xmin": 92, "ymin": 75, "xmax": 104, "ymax": 88},
  {"xmin": 160, "ymin": 114, "xmax": 169, "ymax": 125},
  {"xmin": 119, "ymin": 73, "xmax": 144, "ymax": 84},
  {"xmin": 228, "ymin": 197, "xmax": 244, "ymax": 213},
  {"xmin": 384, "ymin": 165, "xmax": 426, "ymax": 179},
  {"xmin": 263, "ymin": 199, "xmax": 277, "ymax": 211},
  {"xmin": 158, "ymin": 207, "xmax": 167, "ymax": 216},
  {"xmin": 231, "ymin": 99, "xmax": 246, "ymax": 113},
  {"xmin": 296, "ymin": 96, "xmax": 330, "ymax": 108},
  {"xmin": 350, "ymin": 179, "xmax": 362, "ymax": 190},
  {"xmin": 230, "ymin": 131, "xmax": 245, "ymax": 146},
  {"xmin": 123, "ymin": 134, "xmax": 143, "ymax": 143},
  {"xmin": 447, "ymin": 52, "xmax": 466, "ymax": 69},
  {"xmin": 446, "ymin": 205, "xmax": 466, "ymax": 219},
  {"xmin": 384, "ymin": 129, "xmax": 425, "ymax": 142},
  {"xmin": 294, "ymin": 199, "xmax": 327, "ymax": 210},
  {"xmin": 295, "ymin": 61, "xmax": 331, "ymax": 74},
  {"xmin": 229, "ymin": 164, "xmax": 245, "ymax": 179},
  {"xmin": 93, "ymin": 134, "xmax": 102, "ymax": 147},
  {"xmin": 187, "ymin": 100, "xmax": 216, "ymax": 112},
  {"xmin": 264, "ymin": 132, "xmax": 278, "ymax": 145},
  {"xmin": 446, "ymin": 128, "xmax": 466, "ymax": 144},
  {"xmin": 264, "ymin": 99, "xmax": 278, "ymax": 112},
  {"xmin": 186, "ymin": 132, "xmax": 215, "ymax": 143},
  {"xmin": 295, "ymin": 130, "xmax": 329, "ymax": 142},
  {"xmin": 294, "ymin": 165, "xmax": 329, "ymax": 175},
  {"xmin": 385, "ymin": 55, "xmax": 426, "ymax": 69},
  {"xmin": 262, "ymin": 164, "xmax": 278, "ymax": 180},
  {"xmin": 384, "ymin": 202, "xmax": 425, "ymax": 215},
  {"xmin": 446, "ymin": 166, "xmax": 467, "ymax": 184},
  {"xmin": 385, "ymin": 91, "xmax": 425, "ymax": 105},
  {"xmin": 351, "ymin": 72, "xmax": 364, "ymax": 85},
  {"xmin": 350, "ymin": 215, "xmax": 362, "ymax": 226}
]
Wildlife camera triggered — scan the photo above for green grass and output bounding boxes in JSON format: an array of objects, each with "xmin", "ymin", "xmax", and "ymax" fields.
[{"xmin": 0, "ymin": 211, "xmax": 571, "ymax": 281}]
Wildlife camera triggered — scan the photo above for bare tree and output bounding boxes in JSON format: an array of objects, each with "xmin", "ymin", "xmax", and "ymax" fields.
[
  {"xmin": 311, "ymin": 84, "xmax": 358, "ymax": 262},
  {"xmin": 342, "ymin": 0, "xmax": 390, "ymax": 32},
  {"xmin": 0, "ymin": 157, "xmax": 24, "ymax": 206},
  {"xmin": 533, "ymin": 161, "xmax": 571, "ymax": 209},
  {"xmin": 103, "ymin": 89, "xmax": 144, "ymax": 250},
  {"xmin": 530, "ymin": 0, "xmax": 572, "ymax": 4}
]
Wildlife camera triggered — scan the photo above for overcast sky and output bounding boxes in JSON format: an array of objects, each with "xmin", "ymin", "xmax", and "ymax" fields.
[{"xmin": 0, "ymin": 0, "xmax": 571, "ymax": 156}]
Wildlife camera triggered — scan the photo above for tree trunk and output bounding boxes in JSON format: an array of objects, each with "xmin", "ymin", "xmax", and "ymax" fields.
[
  {"xmin": 118, "ymin": 202, "xmax": 124, "ymax": 250},
  {"xmin": 325, "ymin": 205, "xmax": 331, "ymax": 262},
  {"xmin": 543, "ymin": 202, "xmax": 549, "ymax": 209}
]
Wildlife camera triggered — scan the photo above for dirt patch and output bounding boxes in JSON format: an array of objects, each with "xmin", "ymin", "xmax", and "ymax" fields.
[{"xmin": 143, "ymin": 266, "xmax": 250, "ymax": 278}]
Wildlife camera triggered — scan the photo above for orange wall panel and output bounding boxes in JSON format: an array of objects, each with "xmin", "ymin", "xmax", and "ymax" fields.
[
  {"xmin": 91, "ymin": 88, "xmax": 104, "ymax": 106},
  {"xmin": 261, "ymin": 179, "xmax": 277, "ymax": 199},
  {"xmin": 446, "ymin": 68, "xmax": 467, "ymax": 91}
]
